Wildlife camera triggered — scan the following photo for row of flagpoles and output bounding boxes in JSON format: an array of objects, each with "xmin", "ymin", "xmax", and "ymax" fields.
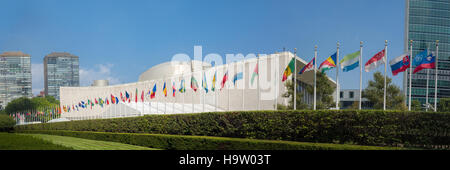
[
  {"xmin": 14, "ymin": 39, "xmax": 439, "ymax": 124},
  {"xmin": 287, "ymin": 40, "xmax": 439, "ymax": 111},
  {"xmin": 10, "ymin": 105, "xmax": 61, "ymax": 125}
]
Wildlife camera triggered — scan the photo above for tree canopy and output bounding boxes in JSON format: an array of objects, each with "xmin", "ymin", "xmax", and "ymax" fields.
[
  {"xmin": 2, "ymin": 96, "xmax": 59, "ymax": 115},
  {"xmin": 363, "ymin": 71, "xmax": 406, "ymax": 110}
]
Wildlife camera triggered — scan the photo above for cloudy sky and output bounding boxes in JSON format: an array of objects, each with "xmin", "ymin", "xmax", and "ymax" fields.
[{"xmin": 1, "ymin": 0, "xmax": 405, "ymax": 96}]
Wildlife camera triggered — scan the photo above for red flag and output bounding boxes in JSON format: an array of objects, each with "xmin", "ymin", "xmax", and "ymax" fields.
[
  {"xmin": 141, "ymin": 90, "xmax": 144, "ymax": 102},
  {"xmin": 220, "ymin": 71, "xmax": 228, "ymax": 90}
]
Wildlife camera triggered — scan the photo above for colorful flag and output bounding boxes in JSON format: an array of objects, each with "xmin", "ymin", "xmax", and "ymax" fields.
[
  {"xmin": 141, "ymin": 90, "xmax": 144, "ymax": 102},
  {"xmin": 179, "ymin": 79, "xmax": 185, "ymax": 93},
  {"xmin": 340, "ymin": 51, "xmax": 360, "ymax": 72},
  {"xmin": 365, "ymin": 49, "xmax": 385, "ymax": 72},
  {"xmin": 251, "ymin": 63, "xmax": 258, "ymax": 85},
  {"xmin": 120, "ymin": 92, "xmax": 124, "ymax": 102},
  {"xmin": 221, "ymin": 71, "xmax": 228, "ymax": 90},
  {"xmin": 115, "ymin": 97, "xmax": 119, "ymax": 104},
  {"xmin": 299, "ymin": 57, "xmax": 315, "ymax": 75},
  {"xmin": 106, "ymin": 98, "xmax": 110, "ymax": 105},
  {"xmin": 172, "ymin": 82, "xmax": 176, "ymax": 97},
  {"xmin": 151, "ymin": 84, "xmax": 156, "ymax": 99},
  {"xmin": 413, "ymin": 52, "xmax": 435, "ymax": 74},
  {"xmin": 389, "ymin": 54, "xmax": 410, "ymax": 76},
  {"xmin": 111, "ymin": 94, "xmax": 116, "ymax": 104},
  {"xmin": 212, "ymin": 71, "xmax": 216, "ymax": 91},
  {"xmin": 125, "ymin": 91, "xmax": 130, "ymax": 101},
  {"xmin": 233, "ymin": 72, "xmax": 243, "ymax": 85},
  {"xmin": 202, "ymin": 72, "xmax": 208, "ymax": 93},
  {"xmin": 319, "ymin": 52, "xmax": 337, "ymax": 73},
  {"xmin": 413, "ymin": 50, "xmax": 428, "ymax": 67},
  {"xmin": 135, "ymin": 88, "xmax": 138, "ymax": 102},
  {"xmin": 163, "ymin": 82, "xmax": 167, "ymax": 97},
  {"xmin": 191, "ymin": 76, "xmax": 198, "ymax": 92},
  {"xmin": 282, "ymin": 58, "xmax": 295, "ymax": 82}
]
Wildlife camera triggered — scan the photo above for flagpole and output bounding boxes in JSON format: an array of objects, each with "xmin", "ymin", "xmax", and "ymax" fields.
[
  {"xmin": 215, "ymin": 66, "xmax": 218, "ymax": 112},
  {"xmin": 426, "ymin": 44, "xmax": 430, "ymax": 112},
  {"xmin": 359, "ymin": 41, "xmax": 363, "ymax": 110},
  {"xmin": 336, "ymin": 42, "xmax": 340, "ymax": 110},
  {"xmin": 202, "ymin": 68, "xmax": 205, "ymax": 113},
  {"xmin": 384, "ymin": 40, "xmax": 388, "ymax": 111},
  {"xmin": 257, "ymin": 54, "xmax": 261, "ymax": 111},
  {"xmin": 228, "ymin": 63, "xmax": 231, "ymax": 111},
  {"xmin": 314, "ymin": 46, "xmax": 317, "ymax": 110},
  {"xmin": 242, "ymin": 58, "xmax": 245, "ymax": 111},
  {"xmin": 409, "ymin": 40, "xmax": 413, "ymax": 111},
  {"xmin": 435, "ymin": 40, "xmax": 439, "ymax": 112},
  {"xmin": 294, "ymin": 48, "xmax": 297, "ymax": 110}
]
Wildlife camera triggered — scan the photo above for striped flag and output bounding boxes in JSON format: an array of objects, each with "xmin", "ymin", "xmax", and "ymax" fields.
[
  {"xmin": 319, "ymin": 52, "xmax": 337, "ymax": 73},
  {"xmin": 212, "ymin": 71, "xmax": 216, "ymax": 92},
  {"xmin": 163, "ymin": 82, "xmax": 167, "ymax": 97},
  {"xmin": 251, "ymin": 63, "xmax": 258, "ymax": 85},
  {"xmin": 282, "ymin": 58, "xmax": 295, "ymax": 82},
  {"xmin": 191, "ymin": 76, "xmax": 198, "ymax": 92},
  {"xmin": 340, "ymin": 51, "xmax": 360, "ymax": 72},
  {"xmin": 221, "ymin": 71, "xmax": 228, "ymax": 90},
  {"xmin": 299, "ymin": 57, "xmax": 315, "ymax": 74},
  {"xmin": 202, "ymin": 72, "xmax": 208, "ymax": 93}
]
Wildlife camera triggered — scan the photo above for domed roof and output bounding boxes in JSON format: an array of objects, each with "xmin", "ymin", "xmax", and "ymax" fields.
[{"xmin": 138, "ymin": 60, "xmax": 211, "ymax": 82}]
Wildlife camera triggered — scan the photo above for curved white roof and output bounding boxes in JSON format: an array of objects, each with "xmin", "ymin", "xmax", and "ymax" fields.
[{"xmin": 138, "ymin": 60, "xmax": 211, "ymax": 82}]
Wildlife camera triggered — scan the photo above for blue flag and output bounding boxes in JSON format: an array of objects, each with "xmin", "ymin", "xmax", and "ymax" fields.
[{"xmin": 233, "ymin": 72, "xmax": 243, "ymax": 85}]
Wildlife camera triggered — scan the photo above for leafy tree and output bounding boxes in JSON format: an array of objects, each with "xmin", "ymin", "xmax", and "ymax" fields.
[
  {"xmin": 306, "ymin": 71, "xmax": 335, "ymax": 109},
  {"xmin": 3, "ymin": 96, "xmax": 59, "ymax": 115},
  {"xmin": 411, "ymin": 100, "xmax": 422, "ymax": 111},
  {"xmin": 279, "ymin": 80, "xmax": 309, "ymax": 110},
  {"xmin": 437, "ymin": 98, "xmax": 450, "ymax": 112},
  {"xmin": 363, "ymin": 71, "xmax": 406, "ymax": 110},
  {"xmin": 0, "ymin": 114, "xmax": 15, "ymax": 132}
]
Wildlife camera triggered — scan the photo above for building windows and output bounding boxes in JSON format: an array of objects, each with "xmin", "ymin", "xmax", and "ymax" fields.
[
  {"xmin": 340, "ymin": 92, "xmax": 343, "ymax": 98},
  {"xmin": 349, "ymin": 91, "xmax": 354, "ymax": 99}
]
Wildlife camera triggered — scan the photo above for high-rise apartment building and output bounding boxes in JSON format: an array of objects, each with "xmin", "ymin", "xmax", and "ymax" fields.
[
  {"xmin": 0, "ymin": 51, "xmax": 32, "ymax": 110},
  {"xmin": 44, "ymin": 52, "xmax": 79, "ymax": 100}
]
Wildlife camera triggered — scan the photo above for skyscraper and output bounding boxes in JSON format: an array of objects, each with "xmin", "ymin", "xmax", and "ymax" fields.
[
  {"xmin": 44, "ymin": 52, "xmax": 79, "ymax": 100},
  {"xmin": 0, "ymin": 51, "xmax": 32, "ymax": 110},
  {"xmin": 404, "ymin": 0, "xmax": 450, "ymax": 109}
]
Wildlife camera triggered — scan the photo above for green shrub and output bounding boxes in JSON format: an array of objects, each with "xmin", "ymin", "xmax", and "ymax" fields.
[
  {"xmin": 15, "ymin": 110, "xmax": 450, "ymax": 148},
  {"xmin": 17, "ymin": 130, "xmax": 405, "ymax": 150},
  {"xmin": 0, "ymin": 114, "xmax": 15, "ymax": 132}
]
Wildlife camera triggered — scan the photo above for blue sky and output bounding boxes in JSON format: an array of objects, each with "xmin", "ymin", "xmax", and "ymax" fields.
[{"xmin": 0, "ymin": 0, "xmax": 406, "ymax": 95}]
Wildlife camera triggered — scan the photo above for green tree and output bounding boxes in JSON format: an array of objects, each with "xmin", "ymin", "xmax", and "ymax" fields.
[
  {"xmin": 411, "ymin": 100, "xmax": 422, "ymax": 111},
  {"xmin": 0, "ymin": 114, "xmax": 15, "ymax": 132},
  {"xmin": 3, "ymin": 96, "xmax": 59, "ymax": 115},
  {"xmin": 279, "ymin": 80, "xmax": 308, "ymax": 110},
  {"xmin": 437, "ymin": 98, "xmax": 450, "ymax": 112},
  {"xmin": 363, "ymin": 71, "xmax": 406, "ymax": 110},
  {"xmin": 306, "ymin": 71, "xmax": 334, "ymax": 109}
]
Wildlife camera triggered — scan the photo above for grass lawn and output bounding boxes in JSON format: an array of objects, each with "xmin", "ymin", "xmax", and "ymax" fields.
[
  {"xmin": 0, "ymin": 132, "xmax": 72, "ymax": 150},
  {"xmin": 21, "ymin": 133, "xmax": 158, "ymax": 150}
]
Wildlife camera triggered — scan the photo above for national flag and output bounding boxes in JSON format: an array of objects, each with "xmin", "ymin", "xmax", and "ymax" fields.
[
  {"xmin": 319, "ymin": 52, "xmax": 337, "ymax": 73},
  {"xmin": 221, "ymin": 71, "xmax": 228, "ymax": 90},
  {"xmin": 115, "ymin": 97, "xmax": 119, "ymax": 104},
  {"xmin": 106, "ymin": 98, "xmax": 110, "ymax": 105},
  {"xmin": 389, "ymin": 54, "xmax": 410, "ymax": 76},
  {"xmin": 413, "ymin": 52, "xmax": 435, "ymax": 74},
  {"xmin": 135, "ymin": 88, "xmax": 138, "ymax": 102},
  {"xmin": 111, "ymin": 94, "xmax": 116, "ymax": 104},
  {"xmin": 212, "ymin": 71, "xmax": 216, "ymax": 91},
  {"xmin": 232, "ymin": 72, "xmax": 243, "ymax": 85},
  {"xmin": 365, "ymin": 49, "xmax": 385, "ymax": 72},
  {"xmin": 179, "ymin": 79, "xmax": 185, "ymax": 93},
  {"xmin": 299, "ymin": 57, "xmax": 315, "ymax": 75},
  {"xmin": 95, "ymin": 98, "xmax": 98, "ymax": 104},
  {"xmin": 163, "ymin": 82, "xmax": 167, "ymax": 97},
  {"xmin": 120, "ymin": 92, "xmax": 124, "ymax": 102},
  {"xmin": 413, "ymin": 50, "xmax": 428, "ymax": 67},
  {"xmin": 202, "ymin": 72, "xmax": 208, "ymax": 93},
  {"xmin": 172, "ymin": 82, "xmax": 176, "ymax": 97},
  {"xmin": 282, "ymin": 58, "xmax": 295, "ymax": 82},
  {"xmin": 191, "ymin": 76, "xmax": 198, "ymax": 92},
  {"xmin": 251, "ymin": 63, "xmax": 258, "ymax": 85},
  {"xmin": 141, "ymin": 90, "xmax": 144, "ymax": 102},
  {"xmin": 151, "ymin": 84, "xmax": 156, "ymax": 99},
  {"xmin": 340, "ymin": 51, "xmax": 360, "ymax": 72},
  {"xmin": 125, "ymin": 91, "xmax": 130, "ymax": 101}
]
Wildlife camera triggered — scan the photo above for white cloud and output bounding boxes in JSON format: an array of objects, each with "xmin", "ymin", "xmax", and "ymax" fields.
[
  {"xmin": 32, "ymin": 63, "xmax": 44, "ymax": 95},
  {"xmin": 79, "ymin": 63, "xmax": 121, "ymax": 86}
]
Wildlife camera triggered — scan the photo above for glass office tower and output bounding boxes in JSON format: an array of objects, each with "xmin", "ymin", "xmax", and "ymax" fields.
[
  {"xmin": 0, "ymin": 51, "xmax": 32, "ymax": 110},
  {"xmin": 44, "ymin": 52, "xmax": 79, "ymax": 100},
  {"xmin": 404, "ymin": 0, "xmax": 450, "ymax": 108}
]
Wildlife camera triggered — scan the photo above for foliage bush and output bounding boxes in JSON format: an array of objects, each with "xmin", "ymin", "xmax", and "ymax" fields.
[
  {"xmin": 15, "ymin": 110, "xmax": 450, "ymax": 148},
  {"xmin": 0, "ymin": 114, "xmax": 15, "ymax": 132},
  {"xmin": 17, "ymin": 130, "xmax": 404, "ymax": 150}
]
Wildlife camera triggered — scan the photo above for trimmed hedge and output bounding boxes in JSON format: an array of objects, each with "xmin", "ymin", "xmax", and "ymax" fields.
[
  {"xmin": 17, "ymin": 130, "xmax": 405, "ymax": 150},
  {"xmin": 15, "ymin": 110, "xmax": 450, "ymax": 148}
]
